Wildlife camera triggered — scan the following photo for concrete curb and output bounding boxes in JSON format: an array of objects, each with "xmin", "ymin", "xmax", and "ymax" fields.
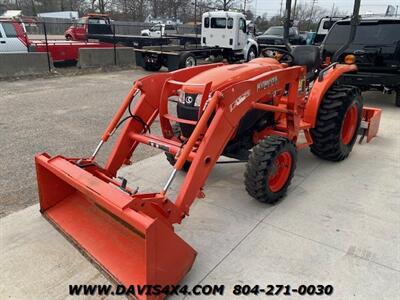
[
  {"xmin": 0, "ymin": 53, "xmax": 53, "ymax": 78},
  {"xmin": 78, "ymin": 47, "xmax": 136, "ymax": 68}
]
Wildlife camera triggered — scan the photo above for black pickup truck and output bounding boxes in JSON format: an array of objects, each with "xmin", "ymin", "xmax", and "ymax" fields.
[
  {"xmin": 256, "ymin": 26, "xmax": 306, "ymax": 46},
  {"xmin": 321, "ymin": 17, "xmax": 400, "ymax": 106}
]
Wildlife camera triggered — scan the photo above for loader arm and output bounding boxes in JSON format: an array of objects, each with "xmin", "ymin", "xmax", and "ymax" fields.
[{"xmin": 105, "ymin": 63, "xmax": 223, "ymax": 176}]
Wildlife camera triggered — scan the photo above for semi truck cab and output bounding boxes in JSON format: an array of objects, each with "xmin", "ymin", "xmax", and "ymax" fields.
[{"xmin": 201, "ymin": 11, "xmax": 258, "ymax": 60}]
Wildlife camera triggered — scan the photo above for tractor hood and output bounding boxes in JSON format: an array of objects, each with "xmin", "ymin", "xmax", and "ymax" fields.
[{"xmin": 183, "ymin": 58, "xmax": 283, "ymax": 94}]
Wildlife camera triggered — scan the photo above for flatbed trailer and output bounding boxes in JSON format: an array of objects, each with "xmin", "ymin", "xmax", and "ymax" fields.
[
  {"xmin": 87, "ymin": 33, "xmax": 200, "ymax": 48},
  {"xmin": 166, "ymin": 33, "xmax": 201, "ymax": 45},
  {"xmin": 30, "ymin": 40, "xmax": 116, "ymax": 62},
  {"xmin": 135, "ymin": 45, "xmax": 245, "ymax": 71},
  {"xmin": 87, "ymin": 34, "xmax": 170, "ymax": 48}
]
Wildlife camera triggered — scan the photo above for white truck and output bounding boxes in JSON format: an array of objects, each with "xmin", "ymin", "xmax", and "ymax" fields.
[
  {"xmin": 135, "ymin": 11, "xmax": 259, "ymax": 71},
  {"xmin": 0, "ymin": 20, "xmax": 28, "ymax": 53},
  {"xmin": 313, "ymin": 16, "xmax": 344, "ymax": 45},
  {"xmin": 140, "ymin": 24, "xmax": 178, "ymax": 38}
]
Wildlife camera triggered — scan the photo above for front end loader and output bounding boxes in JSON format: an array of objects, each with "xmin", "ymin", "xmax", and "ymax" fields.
[{"xmin": 36, "ymin": 56, "xmax": 380, "ymax": 299}]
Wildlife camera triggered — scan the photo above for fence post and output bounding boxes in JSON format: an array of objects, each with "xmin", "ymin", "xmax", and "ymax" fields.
[
  {"xmin": 113, "ymin": 23, "xmax": 117, "ymax": 65},
  {"xmin": 43, "ymin": 22, "xmax": 52, "ymax": 72}
]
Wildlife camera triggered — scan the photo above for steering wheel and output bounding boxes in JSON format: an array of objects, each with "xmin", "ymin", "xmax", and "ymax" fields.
[{"xmin": 262, "ymin": 47, "xmax": 295, "ymax": 64}]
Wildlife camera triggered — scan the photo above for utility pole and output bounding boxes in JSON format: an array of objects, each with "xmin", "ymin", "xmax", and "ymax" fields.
[
  {"xmin": 293, "ymin": 0, "xmax": 297, "ymax": 20},
  {"xmin": 280, "ymin": 0, "xmax": 283, "ymax": 17},
  {"xmin": 308, "ymin": 0, "xmax": 317, "ymax": 31},
  {"xmin": 331, "ymin": 3, "xmax": 335, "ymax": 16},
  {"xmin": 194, "ymin": 0, "xmax": 197, "ymax": 26}
]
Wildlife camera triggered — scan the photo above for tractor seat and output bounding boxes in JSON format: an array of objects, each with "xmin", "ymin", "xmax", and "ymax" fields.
[{"xmin": 291, "ymin": 46, "xmax": 321, "ymax": 81}]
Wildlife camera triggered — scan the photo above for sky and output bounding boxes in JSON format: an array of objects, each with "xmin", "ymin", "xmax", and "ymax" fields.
[{"xmin": 251, "ymin": 0, "xmax": 400, "ymax": 17}]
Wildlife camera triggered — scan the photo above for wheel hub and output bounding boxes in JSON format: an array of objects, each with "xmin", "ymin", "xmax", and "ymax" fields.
[
  {"xmin": 186, "ymin": 57, "xmax": 196, "ymax": 67},
  {"xmin": 341, "ymin": 104, "xmax": 358, "ymax": 145},
  {"xmin": 268, "ymin": 151, "xmax": 292, "ymax": 192}
]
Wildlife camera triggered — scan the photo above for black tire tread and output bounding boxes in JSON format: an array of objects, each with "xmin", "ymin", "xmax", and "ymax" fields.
[
  {"xmin": 244, "ymin": 136, "xmax": 297, "ymax": 203},
  {"xmin": 310, "ymin": 84, "xmax": 363, "ymax": 161}
]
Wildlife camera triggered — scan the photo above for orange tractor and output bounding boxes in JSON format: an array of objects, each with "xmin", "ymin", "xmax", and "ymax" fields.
[
  {"xmin": 35, "ymin": 1, "xmax": 381, "ymax": 298},
  {"xmin": 36, "ymin": 52, "xmax": 381, "ymax": 298}
]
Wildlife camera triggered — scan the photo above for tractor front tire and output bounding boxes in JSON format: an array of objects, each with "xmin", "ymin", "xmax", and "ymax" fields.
[
  {"xmin": 245, "ymin": 136, "xmax": 297, "ymax": 204},
  {"xmin": 310, "ymin": 85, "xmax": 363, "ymax": 161},
  {"xmin": 165, "ymin": 124, "xmax": 191, "ymax": 172}
]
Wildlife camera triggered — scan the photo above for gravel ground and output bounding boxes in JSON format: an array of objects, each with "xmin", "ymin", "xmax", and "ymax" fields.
[{"xmin": 0, "ymin": 69, "xmax": 165, "ymax": 217}]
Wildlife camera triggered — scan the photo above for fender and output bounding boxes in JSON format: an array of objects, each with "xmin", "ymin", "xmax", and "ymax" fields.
[
  {"xmin": 243, "ymin": 38, "xmax": 258, "ymax": 60},
  {"xmin": 303, "ymin": 63, "xmax": 358, "ymax": 127}
]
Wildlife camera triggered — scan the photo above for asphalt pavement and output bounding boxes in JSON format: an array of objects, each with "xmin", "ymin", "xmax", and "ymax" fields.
[{"xmin": 0, "ymin": 69, "xmax": 163, "ymax": 217}]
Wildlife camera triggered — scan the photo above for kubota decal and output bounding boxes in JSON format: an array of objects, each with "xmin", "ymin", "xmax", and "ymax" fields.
[
  {"xmin": 257, "ymin": 76, "xmax": 278, "ymax": 91},
  {"xmin": 230, "ymin": 90, "xmax": 250, "ymax": 112}
]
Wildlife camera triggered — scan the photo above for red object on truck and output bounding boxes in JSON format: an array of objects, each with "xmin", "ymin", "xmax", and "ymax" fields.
[
  {"xmin": 30, "ymin": 40, "xmax": 115, "ymax": 62},
  {"xmin": 3, "ymin": 19, "xmax": 116, "ymax": 62},
  {"xmin": 64, "ymin": 14, "xmax": 112, "ymax": 41}
]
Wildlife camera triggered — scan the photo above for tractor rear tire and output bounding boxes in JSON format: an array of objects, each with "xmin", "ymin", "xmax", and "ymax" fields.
[
  {"xmin": 165, "ymin": 124, "xmax": 191, "ymax": 172},
  {"xmin": 310, "ymin": 85, "xmax": 363, "ymax": 161},
  {"xmin": 245, "ymin": 136, "xmax": 297, "ymax": 204}
]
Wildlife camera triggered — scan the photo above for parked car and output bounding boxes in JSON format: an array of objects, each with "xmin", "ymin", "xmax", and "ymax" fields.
[
  {"xmin": 140, "ymin": 24, "xmax": 178, "ymax": 37},
  {"xmin": 64, "ymin": 13, "xmax": 112, "ymax": 41},
  {"xmin": 256, "ymin": 26, "xmax": 305, "ymax": 45},
  {"xmin": 314, "ymin": 16, "xmax": 344, "ymax": 45},
  {"xmin": 322, "ymin": 17, "xmax": 400, "ymax": 106},
  {"xmin": 0, "ymin": 19, "xmax": 28, "ymax": 53}
]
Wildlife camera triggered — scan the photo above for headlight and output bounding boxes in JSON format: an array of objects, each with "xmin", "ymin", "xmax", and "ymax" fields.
[{"xmin": 178, "ymin": 90, "xmax": 203, "ymax": 107}]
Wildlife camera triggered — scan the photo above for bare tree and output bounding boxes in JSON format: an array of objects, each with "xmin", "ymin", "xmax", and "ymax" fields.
[
  {"xmin": 293, "ymin": 3, "xmax": 328, "ymax": 30},
  {"xmin": 215, "ymin": 0, "xmax": 234, "ymax": 10}
]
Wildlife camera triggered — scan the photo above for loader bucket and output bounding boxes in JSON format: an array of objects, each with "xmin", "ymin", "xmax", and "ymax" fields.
[{"xmin": 35, "ymin": 153, "xmax": 196, "ymax": 300}]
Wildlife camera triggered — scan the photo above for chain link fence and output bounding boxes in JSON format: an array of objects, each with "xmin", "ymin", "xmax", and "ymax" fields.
[{"xmin": 10, "ymin": 18, "xmax": 200, "ymax": 72}]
